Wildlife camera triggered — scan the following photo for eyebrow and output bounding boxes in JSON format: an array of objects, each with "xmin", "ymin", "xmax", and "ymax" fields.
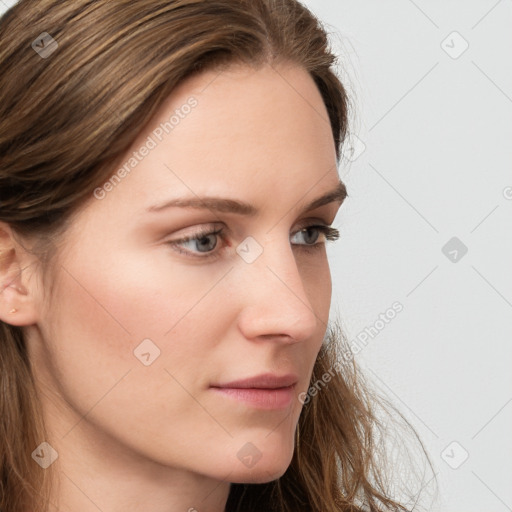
[{"xmin": 146, "ymin": 180, "xmax": 347, "ymax": 216}]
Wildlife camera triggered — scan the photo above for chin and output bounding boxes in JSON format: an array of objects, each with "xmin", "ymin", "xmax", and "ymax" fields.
[
  {"xmin": 227, "ymin": 441, "xmax": 295, "ymax": 484},
  {"xmin": 229, "ymin": 463, "xmax": 292, "ymax": 484}
]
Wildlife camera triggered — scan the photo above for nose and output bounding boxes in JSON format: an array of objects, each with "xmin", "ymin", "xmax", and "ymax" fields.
[{"xmin": 235, "ymin": 235, "xmax": 320, "ymax": 344}]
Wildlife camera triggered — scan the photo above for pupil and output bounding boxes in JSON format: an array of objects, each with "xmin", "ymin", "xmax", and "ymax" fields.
[
  {"xmin": 304, "ymin": 227, "xmax": 318, "ymax": 244},
  {"xmin": 198, "ymin": 235, "xmax": 216, "ymax": 252}
]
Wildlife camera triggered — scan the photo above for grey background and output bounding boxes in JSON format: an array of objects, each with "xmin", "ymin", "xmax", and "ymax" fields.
[{"xmin": 1, "ymin": 0, "xmax": 511, "ymax": 511}]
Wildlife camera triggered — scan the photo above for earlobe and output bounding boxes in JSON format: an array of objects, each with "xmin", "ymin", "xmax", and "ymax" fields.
[
  {"xmin": 0, "ymin": 267, "xmax": 39, "ymax": 327},
  {"xmin": 0, "ymin": 223, "xmax": 40, "ymax": 326}
]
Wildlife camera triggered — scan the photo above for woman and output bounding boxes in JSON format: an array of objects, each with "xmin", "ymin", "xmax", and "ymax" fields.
[{"xmin": 0, "ymin": 1, "xmax": 435, "ymax": 511}]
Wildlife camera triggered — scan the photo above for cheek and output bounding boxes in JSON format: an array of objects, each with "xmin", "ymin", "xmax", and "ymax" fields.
[
  {"xmin": 45, "ymin": 248, "xmax": 227, "ymax": 384},
  {"xmin": 300, "ymin": 254, "xmax": 332, "ymax": 322},
  {"xmin": 53, "ymin": 241, "xmax": 227, "ymax": 344},
  {"xmin": 300, "ymin": 258, "xmax": 332, "ymax": 364},
  {"xmin": 37, "ymin": 249, "xmax": 234, "ymax": 455}
]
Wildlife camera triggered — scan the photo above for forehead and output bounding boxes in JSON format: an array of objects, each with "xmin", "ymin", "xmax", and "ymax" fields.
[{"xmin": 89, "ymin": 62, "xmax": 339, "ymax": 220}]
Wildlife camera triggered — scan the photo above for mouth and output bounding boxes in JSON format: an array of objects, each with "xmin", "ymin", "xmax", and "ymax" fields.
[
  {"xmin": 209, "ymin": 384, "xmax": 296, "ymax": 410},
  {"xmin": 209, "ymin": 372, "xmax": 299, "ymax": 410}
]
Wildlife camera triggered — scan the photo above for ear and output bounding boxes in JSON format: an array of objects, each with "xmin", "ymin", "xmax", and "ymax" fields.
[{"xmin": 0, "ymin": 221, "xmax": 41, "ymax": 326}]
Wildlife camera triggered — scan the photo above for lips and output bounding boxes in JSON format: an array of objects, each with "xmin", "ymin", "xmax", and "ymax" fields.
[{"xmin": 209, "ymin": 372, "xmax": 299, "ymax": 410}]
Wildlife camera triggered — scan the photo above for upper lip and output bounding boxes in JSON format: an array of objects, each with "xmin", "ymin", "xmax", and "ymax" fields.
[{"xmin": 210, "ymin": 373, "xmax": 299, "ymax": 389}]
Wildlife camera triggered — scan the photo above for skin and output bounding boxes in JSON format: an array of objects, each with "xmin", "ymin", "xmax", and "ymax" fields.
[{"xmin": 0, "ymin": 62, "xmax": 344, "ymax": 512}]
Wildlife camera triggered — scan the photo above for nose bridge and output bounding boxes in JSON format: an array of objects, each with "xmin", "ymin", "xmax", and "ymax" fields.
[{"xmin": 236, "ymin": 233, "xmax": 319, "ymax": 342}]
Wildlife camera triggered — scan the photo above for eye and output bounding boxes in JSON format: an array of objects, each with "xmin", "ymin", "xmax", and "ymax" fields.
[
  {"xmin": 291, "ymin": 224, "xmax": 340, "ymax": 248},
  {"xmin": 166, "ymin": 224, "xmax": 340, "ymax": 260},
  {"xmin": 167, "ymin": 226, "xmax": 225, "ymax": 260}
]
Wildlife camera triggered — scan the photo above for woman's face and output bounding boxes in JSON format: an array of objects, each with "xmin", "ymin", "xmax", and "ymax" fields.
[{"xmin": 27, "ymin": 62, "xmax": 344, "ymax": 485}]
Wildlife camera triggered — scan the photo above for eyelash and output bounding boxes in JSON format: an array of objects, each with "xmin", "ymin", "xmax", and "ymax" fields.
[{"xmin": 167, "ymin": 224, "xmax": 341, "ymax": 260}]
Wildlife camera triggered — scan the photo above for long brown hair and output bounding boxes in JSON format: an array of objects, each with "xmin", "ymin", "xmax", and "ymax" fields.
[{"xmin": 0, "ymin": 1, "xmax": 436, "ymax": 511}]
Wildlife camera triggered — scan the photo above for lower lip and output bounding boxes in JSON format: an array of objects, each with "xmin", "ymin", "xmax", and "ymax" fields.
[{"xmin": 210, "ymin": 385, "xmax": 295, "ymax": 410}]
